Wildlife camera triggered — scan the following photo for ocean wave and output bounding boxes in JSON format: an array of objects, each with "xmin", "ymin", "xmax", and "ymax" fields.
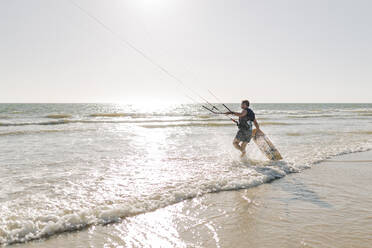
[
  {"xmin": 0, "ymin": 120, "xmax": 70, "ymax": 127},
  {"xmin": 88, "ymin": 113, "xmax": 203, "ymax": 118},
  {"xmin": 341, "ymin": 109, "xmax": 372, "ymax": 114},
  {"xmin": 285, "ymin": 130, "xmax": 372, "ymax": 137},
  {"xmin": 311, "ymin": 147, "xmax": 371, "ymax": 165},
  {"xmin": 2, "ymin": 145, "xmax": 372, "ymax": 245},
  {"xmin": 141, "ymin": 121, "xmax": 293, "ymax": 128},
  {"xmin": 87, "ymin": 112, "xmax": 271, "ymax": 119},
  {"xmin": 0, "ymin": 118, "xmax": 230, "ymax": 127},
  {"xmin": 358, "ymin": 113, "xmax": 372, "ymax": 116},
  {"xmin": 197, "ymin": 115, "xmax": 212, "ymax": 119},
  {"xmin": 286, "ymin": 132, "xmax": 302, "ymax": 136},
  {"xmin": 141, "ymin": 123, "xmax": 234, "ymax": 128},
  {"xmin": 45, "ymin": 114, "xmax": 72, "ymax": 119},
  {"xmin": 349, "ymin": 131, "xmax": 372, "ymax": 135},
  {"xmin": 260, "ymin": 121, "xmax": 293, "ymax": 126},
  {"xmin": 0, "ymin": 129, "xmax": 93, "ymax": 137},
  {"xmin": 0, "ymin": 160, "xmax": 295, "ymax": 246},
  {"xmin": 89, "ymin": 113, "xmax": 127, "ymax": 117},
  {"xmin": 287, "ymin": 114, "xmax": 336, "ymax": 119},
  {"xmin": 257, "ymin": 110, "xmax": 326, "ymax": 115}
]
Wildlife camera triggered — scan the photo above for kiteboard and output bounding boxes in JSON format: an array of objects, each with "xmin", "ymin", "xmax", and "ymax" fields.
[{"xmin": 252, "ymin": 129, "xmax": 282, "ymax": 161}]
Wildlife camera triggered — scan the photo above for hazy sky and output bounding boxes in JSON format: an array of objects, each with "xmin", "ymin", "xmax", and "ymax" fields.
[{"xmin": 1, "ymin": 0, "xmax": 371, "ymax": 103}]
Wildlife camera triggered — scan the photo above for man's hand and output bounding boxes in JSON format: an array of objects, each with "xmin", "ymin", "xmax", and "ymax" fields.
[
  {"xmin": 224, "ymin": 111, "xmax": 234, "ymax": 115},
  {"xmin": 256, "ymin": 128, "xmax": 264, "ymax": 135}
]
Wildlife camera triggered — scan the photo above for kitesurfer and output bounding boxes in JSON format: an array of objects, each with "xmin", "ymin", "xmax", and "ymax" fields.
[{"xmin": 225, "ymin": 100, "xmax": 262, "ymax": 157}]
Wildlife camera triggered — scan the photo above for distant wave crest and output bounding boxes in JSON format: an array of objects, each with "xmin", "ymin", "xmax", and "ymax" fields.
[{"xmin": 45, "ymin": 114, "xmax": 72, "ymax": 119}]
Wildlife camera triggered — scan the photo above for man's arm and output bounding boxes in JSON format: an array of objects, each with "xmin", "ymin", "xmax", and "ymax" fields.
[
  {"xmin": 254, "ymin": 119, "xmax": 263, "ymax": 134},
  {"xmin": 224, "ymin": 110, "xmax": 247, "ymax": 117}
]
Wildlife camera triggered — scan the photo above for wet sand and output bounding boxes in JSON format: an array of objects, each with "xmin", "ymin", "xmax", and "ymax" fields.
[{"xmin": 16, "ymin": 151, "xmax": 372, "ymax": 248}]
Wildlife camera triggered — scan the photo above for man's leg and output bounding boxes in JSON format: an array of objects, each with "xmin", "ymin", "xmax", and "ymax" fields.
[
  {"xmin": 240, "ymin": 141, "xmax": 249, "ymax": 157},
  {"xmin": 233, "ymin": 138, "xmax": 242, "ymax": 151}
]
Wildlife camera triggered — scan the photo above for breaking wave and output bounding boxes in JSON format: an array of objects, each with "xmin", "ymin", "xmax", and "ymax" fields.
[
  {"xmin": 286, "ymin": 132, "xmax": 303, "ymax": 136},
  {"xmin": 0, "ymin": 129, "xmax": 92, "ymax": 137},
  {"xmin": 89, "ymin": 113, "xmax": 127, "ymax": 117},
  {"xmin": 141, "ymin": 123, "xmax": 234, "ymax": 128},
  {"xmin": 287, "ymin": 114, "xmax": 336, "ymax": 119},
  {"xmin": 0, "ymin": 120, "xmax": 296, "ymax": 129},
  {"xmin": 260, "ymin": 121, "xmax": 294, "ymax": 126},
  {"xmin": 141, "ymin": 121, "xmax": 296, "ymax": 128},
  {"xmin": 2, "ymin": 144, "xmax": 371, "ymax": 246},
  {"xmin": 0, "ymin": 160, "xmax": 295, "ymax": 246},
  {"xmin": 45, "ymin": 114, "xmax": 72, "ymax": 119},
  {"xmin": 0, "ymin": 120, "xmax": 70, "ymax": 127},
  {"xmin": 0, "ymin": 118, "xmax": 231, "ymax": 127},
  {"xmin": 349, "ymin": 131, "xmax": 372, "ymax": 135}
]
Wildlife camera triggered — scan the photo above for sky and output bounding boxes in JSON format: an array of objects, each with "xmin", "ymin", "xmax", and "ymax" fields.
[{"xmin": 0, "ymin": 0, "xmax": 371, "ymax": 103}]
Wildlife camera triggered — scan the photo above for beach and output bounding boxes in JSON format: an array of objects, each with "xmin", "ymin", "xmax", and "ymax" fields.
[
  {"xmin": 13, "ymin": 151, "xmax": 372, "ymax": 248},
  {"xmin": 1, "ymin": 103, "xmax": 372, "ymax": 247},
  {"xmin": 2, "ymin": 0, "xmax": 372, "ymax": 246}
]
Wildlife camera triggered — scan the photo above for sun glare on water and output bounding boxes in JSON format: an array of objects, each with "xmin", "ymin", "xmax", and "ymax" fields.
[{"xmin": 115, "ymin": 100, "xmax": 182, "ymax": 113}]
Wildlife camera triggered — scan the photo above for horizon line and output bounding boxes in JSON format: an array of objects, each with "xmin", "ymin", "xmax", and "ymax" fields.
[{"xmin": 0, "ymin": 102, "xmax": 371, "ymax": 104}]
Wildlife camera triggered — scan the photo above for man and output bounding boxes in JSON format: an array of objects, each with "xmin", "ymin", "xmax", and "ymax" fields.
[{"xmin": 225, "ymin": 100, "xmax": 262, "ymax": 157}]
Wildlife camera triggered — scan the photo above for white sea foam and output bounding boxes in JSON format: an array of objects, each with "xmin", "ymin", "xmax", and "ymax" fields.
[{"xmin": 0, "ymin": 161, "xmax": 295, "ymax": 245}]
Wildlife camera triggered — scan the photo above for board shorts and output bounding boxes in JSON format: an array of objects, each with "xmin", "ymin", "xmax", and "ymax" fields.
[{"xmin": 235, "ymin": 128, "xmax": 253, "ymax": 142}]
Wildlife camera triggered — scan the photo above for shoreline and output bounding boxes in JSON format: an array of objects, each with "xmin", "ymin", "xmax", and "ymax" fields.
[{"xmin": 14, "ymin": 150, "xmax": 372, "ymax": 248}]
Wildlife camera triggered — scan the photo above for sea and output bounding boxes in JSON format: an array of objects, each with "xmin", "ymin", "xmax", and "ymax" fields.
[{"xmin": 0, "ymin": 103, "xmax": 371, "ymax": 246}]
